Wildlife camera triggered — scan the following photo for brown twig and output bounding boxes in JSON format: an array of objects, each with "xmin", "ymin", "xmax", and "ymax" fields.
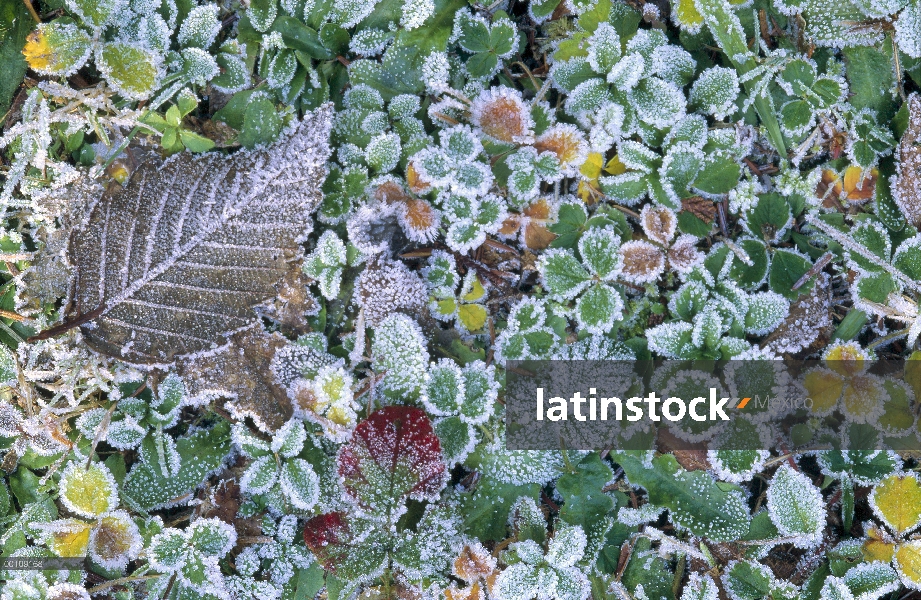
[
  {"xmin": 27, "ymin": 305, "xmax": 105, "ymax": 341},
  {"xmin": 22, "ymin": 0, "xmax": 41, "ymax": 22}
]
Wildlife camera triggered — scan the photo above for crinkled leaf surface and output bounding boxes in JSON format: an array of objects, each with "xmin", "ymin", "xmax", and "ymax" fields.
[
  {"xmin": 338, "ymin": 406, "xmax": 447, "ymax": 520},
  {"xmin": 64, "ymin": 106, "xmax": 332, "ymax": 364}
]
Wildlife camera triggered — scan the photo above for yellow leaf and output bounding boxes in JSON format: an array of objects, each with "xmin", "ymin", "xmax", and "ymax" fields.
[
  {"xmin": 604, "ymin": 155, "xmax": 627, "ymax": 175},
  {"xmin": 47, "ymin": 519, "xmax": 92, "ymax": 558},
  {"xmin": 802, "ymin": 369, "xmax": 843, "ymax": 414},
  {"xmin": 841, "ymin": 374, "xmax": 884, "ymax": 420},
  {"xmin": 436, "ymin": 298, "xmax": 457, "ymax": 316},
  {"xmin": 870, "ymin": 474, "xmax": 921, "ymax": 535},
  {"xmin": 863, "ymin": 538, "xmax": 896, "ymax": 563},
  {"xmin": 895, "ymin": 540, "xmax": 921, "ymax": 588},
  {"xmin": 458, "ymin": 304, "xmax": 487, "ymax": 332},
  {"xmin": 462, "ymin": 277, "xmax": 486, "ymax": 303},
  {"xmin": 673, "ymin": 0, "xmax": 703, "ymax": 30},
  {"xmin": 22, "ymin": 23, "xmax": 91, "ymax": 75},
  {"xmin": 824, "ymin": 342, "xmax": 869, "ymax": 376},
  {"xmin": 59, "ymin": 462, "xmax": 118, "ymax": 518},
  {"xmin": 580, "ymin": 152, "xmax": 604, "ymax": 180}
]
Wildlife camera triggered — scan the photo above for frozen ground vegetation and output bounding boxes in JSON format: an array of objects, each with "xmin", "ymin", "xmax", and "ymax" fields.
[{"xmin": 0, "ymin": 0, "xmax": 921, "ymax": 597}]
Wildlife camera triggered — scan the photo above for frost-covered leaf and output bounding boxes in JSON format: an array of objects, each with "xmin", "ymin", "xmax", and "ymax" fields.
[
  {"xmin": 279, "ymin": 458, "xmax": 320, "ymax": 510},
  {"xmin": 22, "ymin": 22, "xmax": 92, "ymax": 76},
  {"xmin": 178, "ymin": 5, "xmax": 221, "ymax": 49},
  {"xmin": 766, "ymin": 464, "xmax": 825, "ymax": 547},
  {"xmin": 58, "ymin": 462, "xmax": 118, "ymax": 519},
  {"xmin": 372, "ymin": 314, "xmax": 429, "ymax": 399},
  {"xmin": 302, "ymin": 512, "xmax": 388, "ymax": 583},
  {"xmin": 539, "ymin": 249, "xmax": 591, "ymax": 300},
  {"xmin": 65, "ymin": 0, "xmax": 118, "ymax": 29},
  {"xmin": 614, "ymin": 452, "xmax": 750, "ymax": 541},
  {"xmin": 179, "ymin": 328, "xmax": 294, "ymax": 432},
  {"xmin": 97, "ymin": 42, "xmax": 162, "ymax": 101},
  {"xmin": 869, "ymin": 473, "xmax": 921, "ymax": 535},
  {"xmin": 59, "ymin": 106, "xmax": 332, "ymax": 364},
  {"xmin": 89, "ymin": 510, "xmax": 142, "ymax": 571},
  {"xmin": 240, "ymin": 455, "xmax": 278, "ymax": 495},
  {"xmin": 894, "ymin": 95, "xmax": 921, "ymax": 227},
  {"xmin": 690, "ymin": 66, "xmax": 739, "ymax": 120},
  {"xmin": 122, "ymin": 420, "xmax": 231, "ymax": 510},
  {"xmin": 895, "ymin": 540, "xmax": 921, "ymax": 590},
  {"xmin": 337, "ymin": 406, "xmax": 447, "ymax": 520}
]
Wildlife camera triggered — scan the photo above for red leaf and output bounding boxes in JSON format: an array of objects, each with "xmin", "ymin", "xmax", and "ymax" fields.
[
  {"xmin": 337, "ymin": 406, "xmax": 447, "ymax": 518},
  {"xmin": 302, "ymin": 512, "xmax": 388, "ymax": 578},
  {"xmin": 303, "ymin": 512, "xmax": 350, "ymax": 571}
]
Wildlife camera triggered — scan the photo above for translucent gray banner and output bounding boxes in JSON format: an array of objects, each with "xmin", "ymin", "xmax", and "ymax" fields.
[{"xmin": 505, "ymin": 360, "xmax": 921, "ymax": 451}]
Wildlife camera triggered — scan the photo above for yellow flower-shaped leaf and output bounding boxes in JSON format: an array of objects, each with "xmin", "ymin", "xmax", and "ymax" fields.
[
  {"xmin": 824, "ymin": 341, "xmax": 870, "ymax": 376},
  {"xmin": 870, "ymin": 474, "xmax": 921, "ymax": 535},
  {"xmin": 59, "ymin": 462, "xmax": 119, "ymax": 518}
]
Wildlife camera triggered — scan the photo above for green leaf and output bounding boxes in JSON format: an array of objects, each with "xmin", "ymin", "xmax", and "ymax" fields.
[
  {"xmin": 273, "ymin": 16, "xmax": 331, "ymax": 59},
  {"xmin": 766, "ymin": 464, "xmax": 824, "ymax": 543},
  {"xmin": 461, "ymin": 477, "xmax": 541, "ymax": 541},
  {"xmin": 780, "ymin": 99, "xmax": 814, "ymax": 135},
  {"xmin": 576, "ymin": 283, "xmax": 623, "ymax": 334},
  {"xmin": 98, "ymin": 42, "xmax": 161, "ymax": 100},
  {"xmin": 693, "ymin": 154, "xmax": 741, "ymax": 195},
  {"xmin": 844, "ymin": 41, "xmax": 898, "ymax": 122},
  {"xmin": 540, "ymin": 250, "xmax": 591, "ymax": 300},
  {"xmin": 530, "ymin": 0, "xmax": 561, "ymax": 21},
  {"xmin": 893, "ymin": 238, "xmax": 921, "ymax": 279},
  {"xmin": 238, "ymin": 96, "xmax": 282, "ymax": 148},
  {"xmin": 248, "ymin": 0, "xmax": 278, "ymax": 32},
  {"xmin": 769, "ymin": 249, "xmax": 813, "ymax": 300},
  {"xmin": 612, "ymin": 452, "xmax": 750, "ymax": 541},
  {"xmin": 723, "ymin": 560, "xmax": 772, "ymax": 600},
  {"xmin": 459, "ymin": 17, "xmax": 491, "ymax": 53},
  {"xmin": 122, "ymin": 420, "xmax": 232, "ymax": 510},
  {"xmin": 0, "ymin": 1, "xmax": 32, "ymax": 115},
  {"xmin": 622, "ymin": 537, "xmax": 675, "ymax": 600},
  {"xmin": 548, "ymin": 203, "xmax": 588, "ymax": 249},
  {"xmin": 557, "ymin": 453, "xmax": 616, "ymax": 563},
  {"xmin": 179, "ymin": 131, "xmax": 215, "ymax": 153},
  {"xmin": 746, "ymin": 193, "xmax": 792, "ymax": 242},
  {"xmin": 466, "ymin": 51, "xmax": 499, "ymax": 79},
  {"xmin": 320, "ymin": 23, "xmax": 350, "ymax": 56}
]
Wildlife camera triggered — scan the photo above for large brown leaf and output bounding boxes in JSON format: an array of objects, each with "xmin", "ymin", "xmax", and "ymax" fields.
[{"xmin": 63, "ymin": 105, "xmax": 332, "ymax": 364}]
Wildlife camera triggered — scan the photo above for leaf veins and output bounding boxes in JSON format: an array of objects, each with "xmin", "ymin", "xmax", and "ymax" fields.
[{"xmin": 59, "ymin": 105, "xmax": 333, "ymax": 364}]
